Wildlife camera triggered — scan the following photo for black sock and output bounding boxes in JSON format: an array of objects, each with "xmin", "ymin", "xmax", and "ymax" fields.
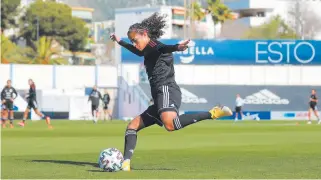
[
  {"xmin": 9, "ymin": 118, "xmax": 13, "ymax": 124},
  {"xmin": 173, "ymin": 112, "xmax": 211, "ymax": 130},
  {"xmin": 123, "ymin": 129, "xmax": 137, "ymax": 160}
]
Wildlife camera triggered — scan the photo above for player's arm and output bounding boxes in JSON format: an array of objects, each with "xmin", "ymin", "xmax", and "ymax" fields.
[
  {"xmin": 88, "ymin": 93, "xmax": 92, "ymax": 102},
  {"xmin": 107, "ymin": 94, "xmax": 110, "ymax": 104},
  {"xmin": 157, "ymin": 39, "xmax": 190, "ymax": 53},
  {"xmin": 310, "ymin": 97, "xmax": 317, "ymax": 102},
  {"xmin": 12, "ymin": 87, "xmax": 18, "ymax": 101},
  {"xmin": 118, "ymin": 40, "xmax": 144, "ymax": 57},
  {"xmin": 1, "ymin": 88, "xmax": 5, "ymax": 103},
  {"xmin": 99, "ymin": 92, "xmax": 103, "ymax": 101},
  {"xmin": 110, "ymin": 33, "xmax": 144, "ymax": 57}
]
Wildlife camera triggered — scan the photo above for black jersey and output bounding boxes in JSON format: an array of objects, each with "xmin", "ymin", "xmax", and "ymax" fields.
[
  {"xmin": 103, "ymin": 93, "xmax": 110, "ymax": 104},
  {"xmin": 27, "ymin": 84, "xmax": 36, "ymax": 101},
  {"xmin": 310, "ymin": 94, "xmax": 317, "ymax": 105},
  {"xmin": 119, "ymin": 39, "xmax": 180, "ymax": 90},
  {"xmin": 1, "ymin": 86, "xmax": 18, "ymax": 101},
  {"xmin": 88, "ymin": 90, "xmax": 102, "ymax": 106}
]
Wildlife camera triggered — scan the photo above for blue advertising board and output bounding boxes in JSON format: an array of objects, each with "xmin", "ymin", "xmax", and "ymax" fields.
[{"xmin": 121, "ymin": 39, "xmax": 321, "ymax": 65}]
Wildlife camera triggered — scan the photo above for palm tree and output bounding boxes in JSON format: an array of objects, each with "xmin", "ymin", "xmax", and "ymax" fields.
[
  {"xmin": 207, "ymin": 0, "xmax": 234, "ymax": 25},
  {"xmin": 190, "ymin": 0, "xmax": 233, "ymax": 38},
  {"xmin": 34, "ymin": 36, "xmax": 68, "ymax": 65}
]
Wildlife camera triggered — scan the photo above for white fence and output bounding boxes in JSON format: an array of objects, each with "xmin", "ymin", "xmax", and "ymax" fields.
[
  {"xmin": 0, "ymin": 64, "xmax": 118, "ymax": 89},
  {"xmin": 121, "ymin": 64, "xmax": 321, "ymax": 86}
]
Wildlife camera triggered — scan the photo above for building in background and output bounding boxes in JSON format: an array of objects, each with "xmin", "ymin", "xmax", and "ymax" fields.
[
  {"xmin": 115, "ymin": 6, "xmax": 216, "ymax": 39},
  {"xmin": 71, "ymin": 7, "xmax": 95, "ymax": 48},
  {"xmin": 225, "ymin": 0, "xmax": 321, "ymax": 39}
]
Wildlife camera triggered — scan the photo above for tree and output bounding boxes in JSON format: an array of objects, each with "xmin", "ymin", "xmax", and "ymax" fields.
[
  {"xmin": 64, "ymin": 17, "xmax": 90, "ymax": 64},
  {"xmin": 1, "ymin": 0, "xmax": 21, "ymax": 32},
  {"xmin": 245, "ymin": 15, "xmax": 297, "ymax": 39},
  {"xmin": 190, "ymin": 0, "xmax": 233, "ymax": 38},
  {"xmin": 206, "ymin": 0, "xmax": 233, "ymax": 25},
  {"xmin": 1, "ymin": 34, "xmax": 33, "ymax": 64},
  {"xmin": 20, "ymin": 0, "xmax": 88, "ymax": 64},
  {"xmin": 20, "ymin": 0, "xmax": 73, "ymax": 51},
  {"xmin": 288, "ymin": 1, "xmax": 321, "ymax": 40}
]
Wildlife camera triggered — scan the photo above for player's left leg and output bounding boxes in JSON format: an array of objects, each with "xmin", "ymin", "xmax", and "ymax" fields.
[{"xmin": 91, "ymin": 105, "xmax": 98, "ymax": 123}]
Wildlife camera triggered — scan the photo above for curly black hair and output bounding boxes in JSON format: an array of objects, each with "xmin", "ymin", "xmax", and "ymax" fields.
[{"xmin": 127, "ymin": 13, "xmax": 167, "ymax": 40}]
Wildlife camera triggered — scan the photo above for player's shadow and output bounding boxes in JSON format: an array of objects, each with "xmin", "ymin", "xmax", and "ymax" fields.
[
  {"xmin": 32, "ymin": 160, "xmax": 177, "ymax": 171},
  {"xmin": 31, "ymin": 160, "xmax": 98, "ymax": 167}
]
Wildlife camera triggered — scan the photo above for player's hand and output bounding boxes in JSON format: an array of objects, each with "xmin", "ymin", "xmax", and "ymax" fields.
[
  {"xmin": 177, "ymin": 39, "xmax": 190, "ymax": 51},
  {"xmin": 1, "ymin": 100, "xmax": 5, "ymax": 104},
  {"xmin": 10, "ymin": 98, "xmax": 14, "ymax": 102},
  {"xmin": 110, "ymin": 33, "xmax": 120, "ymax": 43}
]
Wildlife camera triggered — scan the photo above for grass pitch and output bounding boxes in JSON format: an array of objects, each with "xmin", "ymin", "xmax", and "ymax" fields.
[{"xmin": 2, "ymin": 120, "xmax": 321, "ymax": 179}]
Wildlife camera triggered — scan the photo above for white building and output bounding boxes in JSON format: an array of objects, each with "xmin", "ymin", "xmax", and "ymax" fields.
[
  {"xmin": 226, "ymin": 0, "xmax": 321, "ymax": 39},
  {"xmin": 115, "ymin": 6, "xmax": 216, "ymax": 39}
]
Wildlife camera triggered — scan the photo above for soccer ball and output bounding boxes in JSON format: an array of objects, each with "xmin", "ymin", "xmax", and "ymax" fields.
[{"xmin": 98, "ymin": 148, "xmax": 124, "ymax": 172}]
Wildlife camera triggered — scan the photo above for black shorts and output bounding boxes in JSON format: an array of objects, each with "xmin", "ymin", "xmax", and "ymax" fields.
[
  {"xmin": 235, "ymin": 106, "xmax": 242, "ymax": 113},
  {"xmin": 140, "ymin": 84, "xmax": 181, "ymax": 127},
  {"xmin": 103, "ymin": 104, "xmax": 108, "ymax": 110},
  {"xmin": 310, "ymin": 103, "xmax": 317, "ymax": 111},
  {"xmin": 2, "ymin": 100, "xmax": 14, "ymax": 110},
  {"xmin": 92, "ymin": 105, "xmax": 99, "ymax": 112},
  {"xmin": 27, "ymin": 100, "xmax": 38, "ymax": 110}
]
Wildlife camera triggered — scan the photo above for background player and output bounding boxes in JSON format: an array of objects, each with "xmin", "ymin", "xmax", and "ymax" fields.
[
  {"xmin": 234, "ymin": 94, "xmax": 244, "ymax": 121},
  {"xmin": 1, "ymin": 80, "xmax": 18, "ymax": 128},
  {"xmin": 111, "ymin": 13, "xmax": 232, "ymax": 171},
  {"xmin": 308, "ymin": 89, "xmax": 320, "ymax": 124},
  {"xmin": 18, "ymin": 79, "xmax": 52, "ymax": 128},
  {"xmin": 88, "ymin": 85, "xmax": 103, "ymax": 123},
  {"xmin": 102, "ymin": 90, "xmax": 112, "ymax": 121}
]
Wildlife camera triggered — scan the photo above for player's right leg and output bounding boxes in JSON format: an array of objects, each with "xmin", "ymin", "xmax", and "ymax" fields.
[
  {"xmin": 122, "ymin": 105, "xmax": 159, "ymax": 171},
  {"xmin": 2, "ymin": 109, "xmax": 8, "ymax": 128},
  {"xmin": 308, "ymin": 107, "xmax": 313, "ymax": 124},
  {"xmin": 91, "ymin": 105, "xmax": 98, "ymax": 123},
  {"xmin": 19, "ymin": 107, "xmax": 30, "ymax": 127},
  {"xmin": 313, "ymin": 108, "xmax": 320, "ymax": 124}
]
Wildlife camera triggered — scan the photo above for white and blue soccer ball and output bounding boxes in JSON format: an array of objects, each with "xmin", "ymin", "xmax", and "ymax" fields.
[{"xmin": 98, "ymin": 148, "xmax": 124, "ymax": 172}]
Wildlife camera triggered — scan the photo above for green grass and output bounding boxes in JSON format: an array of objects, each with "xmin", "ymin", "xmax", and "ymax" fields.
[{"xmin": 2, "ymin": 120, "xmax": 321, "ymax": 179}]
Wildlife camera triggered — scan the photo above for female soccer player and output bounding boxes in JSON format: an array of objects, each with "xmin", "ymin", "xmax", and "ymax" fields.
[
  {"xmin": 308, "ymin": 89, "xmax": 320, "ymax": 124},
  {"xmin": 18, "ymin": 79, "xmax": 52, "ymax": 128},
  {"xmin": 111, "ymin": 13, "xmax": 232, "ymax": 171}
]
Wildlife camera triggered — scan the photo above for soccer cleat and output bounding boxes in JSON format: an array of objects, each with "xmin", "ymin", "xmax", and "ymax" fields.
[
  {"xmin": 10, "ymin": 124, "xmax": 14, "ymax": 128},
  {"xmin": 318, "ymin": 120, "xmax": 321, "ymax": 125},
  {"xmin": 122, "ymin": 159, "xmax": 131, "ymax": 172},
  {"xmin": 18, "ymin": 121, "xmax": 25, "ymax": 127},
  {"xmin": 209, "ymin": 106, "xmax": 233, "ymax": 119}
]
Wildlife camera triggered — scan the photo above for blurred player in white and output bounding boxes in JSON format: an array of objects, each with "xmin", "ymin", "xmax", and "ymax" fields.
[
  {"xmin": 235, "ymin": 94, "xmax": 244, "ymax": 121},
  {"xmin": 308, "ymin": 89, "xmax": 320, "ymax": 124}
]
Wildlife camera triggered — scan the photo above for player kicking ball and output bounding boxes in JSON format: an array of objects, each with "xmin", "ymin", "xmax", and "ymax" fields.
[
  {"xmin": 18, "ymin": 79, "xmax": 52, "ymax": 128},
  {"xmin": 110, "ymin": 13, "xmax": 233, "ymax": 172}
]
